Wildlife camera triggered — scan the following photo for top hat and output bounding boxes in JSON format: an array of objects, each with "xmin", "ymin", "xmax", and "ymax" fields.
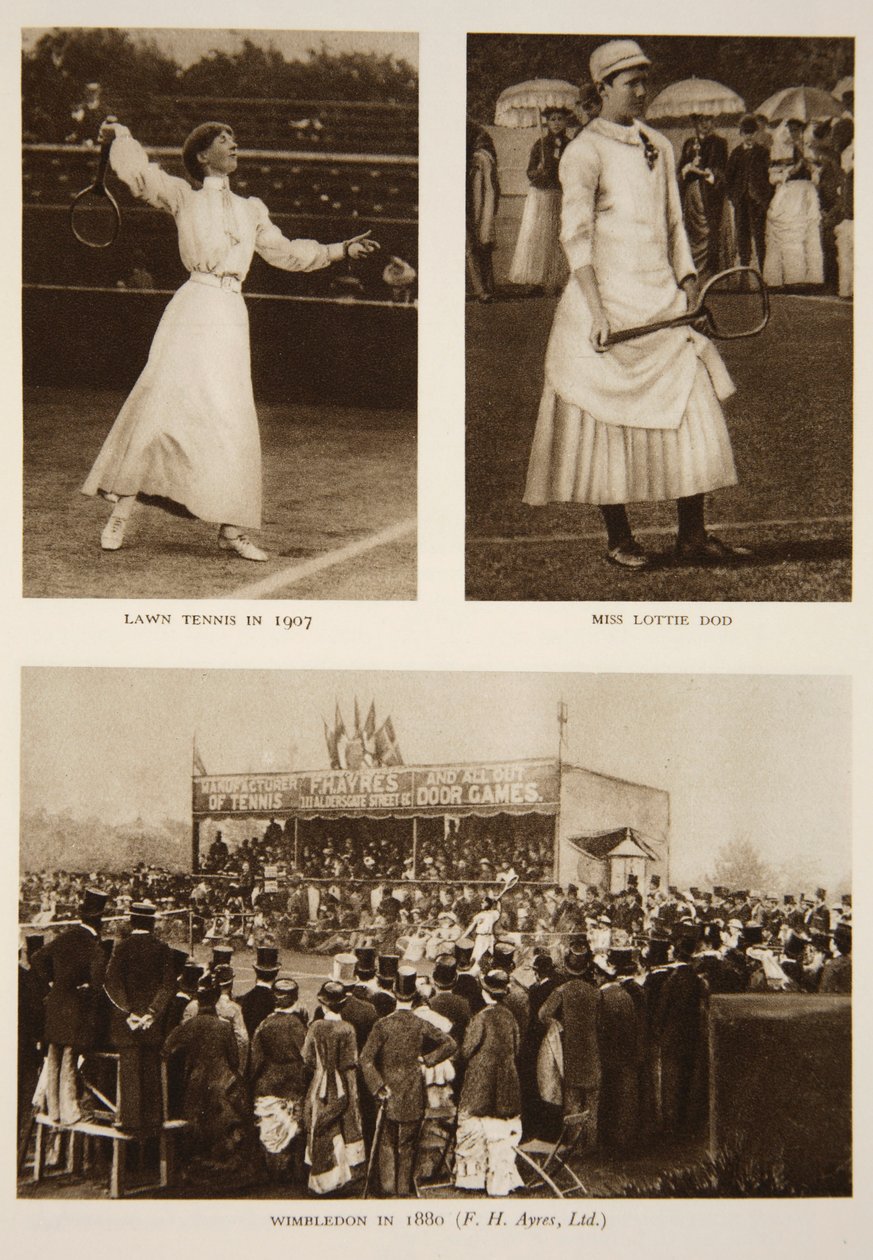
[
  {"xmin": 24, "ymin": 934, "xmax": 45, "ymax": 960},
  {"xmin": 713, "ymin": 885, "xmax": 729, "ymax": 898},
  {"xmin": 130, "ymin": 900, "xmax": 157, "ymax": 928},
  {"xmin": 317, "ymin": 979, "xmax": 348, "ymax": 1011},
  {"xmin": 689, "ymin": 886, "xmax": 701, "ymax": 899},
  {"xmin": 211, "ymin": 945, "xmax": 234, "ymax": 968},
  {"xmin": 181, "ymin": 961, "xmax": 204, "ymax": 992},
  {"xmin": 80, "ymin": 888, "xmax": 110, "ymax": 920},
  {"xmin": 432, "ymin": 955, "xmax": 458, "ymax": 989},
  {"xmin": 626, "ymin": 874, "xmax": 638, "ymax": 888},
  {"xmin": 649, "ymin": 875, "xmax": 661, "ymax": 888},
  {"xmin": 481, "ymin": 968, "xmax": 509, "ymax": 997},
  {"xmin": 668, "ymin": 885, "xmax": 679, "ymax": 896},
  {"xmin": 355, "ymin": 946, "xmax": 377, "ymax": 977},
  {"xmin": 394, "ymin": 966, "xmax": 418, "ymax": 1001},
  {"xmin": 589, "ymin": 38, "xmax": 651, "ymax": 85},
  {"xmin": 740, "ymin": 924, "xmax": 764, "ymax": 947},
  {"xmin": 644, "ymin": 937, "xmax": 671, "ymax": 967},
  {"xmin": 170, "ymin": 947, "xmax": 190, "ymax": 976},
  {"xmin": 377, "ymin": 953, "xmax": 400, "ymax": 980},
  {"xmin": 784, "ymin": 894, "xmax": 796, "ymax": 905},
  {"xmin": 607, "ymin": 947, "xmax": 637, "ymax": 974},
  {"xmin": 332, "ymin": 952, "xmax": 356, "ymax": 983},
  {"xmin": 453, "ymin": 940, "xmax": 474, "ymax": 968},
  {"xmin": 255, "ymin": 946, "xmax": 280, "ymax": 974},
  {"xmin": 492, "ymin": 941, "xmax": 515, "ymax": 971}
]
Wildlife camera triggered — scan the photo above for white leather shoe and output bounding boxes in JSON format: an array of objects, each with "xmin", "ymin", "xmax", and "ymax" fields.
[
  {"xmin": 218, "ymin": 532, "xmax": 269, "ymax": 562},
  {"xmin": 101, "ymin": 513, "xmax": 127, "ymax": 551}
]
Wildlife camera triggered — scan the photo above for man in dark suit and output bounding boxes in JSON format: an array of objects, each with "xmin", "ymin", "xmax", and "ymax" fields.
[
  {"xmin": 19, "ymin": 934, "xmax": 47, "ymax": 1140},
  {"xmin": 651, "ymin": 925, "xmax": 708, "ymax": 1138},
  {"xmin": 452, "ymin": 939, "xmax": 485, "ymax": 1014},
  {"xmin": 249, "ymin": 978, "xmax": 309, "ymax": 1183},
  {"xmin": 597, "ymin": 948, "xmax": 644, "ymax": 1152},
  {"xmin": 360, "ymin": 966, "xmax": 455, "ymax": 1196},
  {"xmin": 428, "ymin": 955, "xmax": 471, "ymax": 1049},
  {"xmin": 239, "ymin": 945, "xmax": 279, "ymax": 1038},
  {"xmin": 819, "ymin": 922, "xmax": 851, "ymax": 993},
  {"xmin": 104, "ymin": 900, "xmax": 176, "ymax": 1131},
  {"xmin": 369, "ymin": 954, "xmax": 400, "ymax": 1017},
  {"xmin": 31, "ymin": 888, "xmax": 109, "ymax": 1125},
  {"xmin": 726, "ymin": 114, "xmax": 773, "ymax": 270},
  {"xmin": 538, "ymin": 944, "xmax": 601, "ymax": 1152}
]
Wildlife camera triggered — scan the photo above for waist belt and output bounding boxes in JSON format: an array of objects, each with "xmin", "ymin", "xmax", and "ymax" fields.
[{"xmin": 190, "ymin": 271, "xmax": 242, "ymax": 293}]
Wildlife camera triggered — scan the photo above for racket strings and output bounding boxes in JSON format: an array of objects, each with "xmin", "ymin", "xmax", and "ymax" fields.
[{"xmin": 71, "ymin": 192, "xmax": 120, "ymax": 248}]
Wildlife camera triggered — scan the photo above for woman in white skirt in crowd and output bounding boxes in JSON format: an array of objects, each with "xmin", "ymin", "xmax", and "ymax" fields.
[
  {"xmin": 82, "ymin": 119, "xmax": 379, "ymax": 559},
  {"xmin": 763, "ymin": 118, "xmax": 824, "ymax": 290},
  {"xmin": 508, "ymin": 107, "xmax": 574, "ymax": 294},
  {"xmin": 524, "ymin": 40, "xmax": 749, "ymax": 570}
]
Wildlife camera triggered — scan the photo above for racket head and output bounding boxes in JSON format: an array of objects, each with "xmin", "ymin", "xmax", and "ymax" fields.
[
  {"xmin": 69, "ymin": 182, "xmax": 121, "ymax": 248},
  {"xmin": 698, "ymin": 266, "xmax": 770, "ymax": 339},
  {"xmin": 69, "ymin": 137, "xmax": 120, "ymax": 248}
]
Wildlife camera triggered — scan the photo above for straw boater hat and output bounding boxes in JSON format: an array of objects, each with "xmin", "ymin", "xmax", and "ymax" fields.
[{"xmin": 130, "ymin": 901, "xmax": 158, "ymax": 930}]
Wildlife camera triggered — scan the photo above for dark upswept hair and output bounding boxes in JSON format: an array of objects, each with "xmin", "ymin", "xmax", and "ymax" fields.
[{"xmin": 181, "ymin": 121, "xmax": 235, "ymax": 183}]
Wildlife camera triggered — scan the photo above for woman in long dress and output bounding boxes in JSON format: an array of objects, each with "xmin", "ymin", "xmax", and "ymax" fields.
[
  {"xmin": 677, "ymin": 116, "xmax": 734, "ymax": 279},
  {"xmin": 524, "ymin": 39, "xmax": 748, "ymax": 571},
  {"xmin": 466, "ymin": 122, "xmax": 501, "ymax": 302},
  {"xmin": 509, "ymin": 108, "xmax": 574, "ymax": 293},
  {"xmin": 301, "ymin": 980, "xmax": 365, "ymax": 1194},
  {"xmin": 83, "ymin": 119, "xmax": 379, "ymax": 560},
  {"xmin": 763, "ymin": 119, "xmax": 824, "ymax": 289}
]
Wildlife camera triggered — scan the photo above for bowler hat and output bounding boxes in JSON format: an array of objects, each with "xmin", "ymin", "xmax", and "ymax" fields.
[
  {"xmin": 317, "ymin": 980, "xmax": 348, "ymax": 1010},
  {"xmin": 481, "ymin": 968, "xmax": 509, "ymax": 997},
  {"xmin": 564, "ymin": 947, "xmax": 589, "ymax": 976},
  {"xmin": 589, "ymin": 38, "xmax": 651, "ymax": 85},
  {"xmin": 394, "ymin": 966, "xmax": 418, "ymax": 1001},
  {"xmin": 214, "ymin": 963, "xmax": 234, "ymax": 987},
  {"xmin": 197, "ymin": 973, "xmax": 220, "ymax": 1002},
  {"xmin": 432, "ymin": 955, "xmax": 458, "ymax": 989}
]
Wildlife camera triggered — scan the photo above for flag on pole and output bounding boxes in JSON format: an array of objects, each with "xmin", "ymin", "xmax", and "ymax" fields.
[
  {"xmin": 375, "ymin": 716, "xmax": 403, "ymax": 766},
  {"xmin": 324, "ymin": 719, "xmax": 340, "ymax": 769},
  {"xmin": 193, "ymin": 739, "xmax": 207, "ymax": 778}
]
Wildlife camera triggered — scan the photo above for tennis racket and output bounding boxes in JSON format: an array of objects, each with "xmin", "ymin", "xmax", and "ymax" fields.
[
  {"xmin": 604, "ymin": 266, "xmax": 770, "ymax": 346},
  {"xmin": 70, "ymin": 130, "xmax": 121, "ymax": 249}
]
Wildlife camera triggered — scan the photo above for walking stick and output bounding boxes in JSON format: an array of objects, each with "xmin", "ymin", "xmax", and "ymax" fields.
[{"xmin": 362, "ymin": 1100, "xmax": 386, "ymax": 1198}]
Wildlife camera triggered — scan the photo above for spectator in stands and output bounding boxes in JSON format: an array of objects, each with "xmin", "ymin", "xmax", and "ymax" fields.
[{"xmin": 83, "ymin": 119, "xmax": 380, "ymax": 561}]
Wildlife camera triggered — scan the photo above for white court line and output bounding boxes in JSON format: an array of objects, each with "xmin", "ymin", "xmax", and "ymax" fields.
[
  {"xmin": 224, "ymin": 517, "xmax": 417, "ymax": 599},
  {"xmin": 469, "ymin": 514, "xmax": 852, "ymax": 547}
]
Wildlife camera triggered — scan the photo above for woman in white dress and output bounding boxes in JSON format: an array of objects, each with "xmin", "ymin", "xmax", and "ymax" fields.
[
  {"xmin": 763, "ymin": 119, "xmax": 824, "ymax": 290},
  {"xmin": 82, "ymin": 119, "xmax": 379, "ymax": 559},
  {"xmin": 508, "ymin": 108, "xmax": 574, "ymax": 293},
  {"xmin": 524, "ymin": 40, "xmax": 748, "ymax": 570}
]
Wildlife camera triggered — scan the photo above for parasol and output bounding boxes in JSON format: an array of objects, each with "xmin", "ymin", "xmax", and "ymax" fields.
[
  {"xmin": 646, "ymin": 77, "xmax": 744, "ymax": 122},
  {"xmin": 833, "ymin": 76, "xmax": 853, "ymax": 100},
  {"xmin": 757, "ymin": 86, "xmax": 843, "ymax": 123},
  {"xmin": 494, "ymin": 79, "xmax": 579, "ymax": 129}
]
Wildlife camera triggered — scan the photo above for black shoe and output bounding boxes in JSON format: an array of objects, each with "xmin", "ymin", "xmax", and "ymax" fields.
[
  {"xmin": 675, "ymin": 534, "xmax": 752, "ymax": 565},
  {"xmin": 607, "ymin": 539, "xmax": 650, "ymax": 570}
]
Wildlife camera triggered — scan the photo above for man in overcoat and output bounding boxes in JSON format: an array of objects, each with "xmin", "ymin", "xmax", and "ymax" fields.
[
  {"xmin": 360, "ymin": 966, "xmax": 455, "ymax": 1196},
  {"xmin": 104, "ymin": 900, "xmax": 176, "ymax": 1130},
  {"xmin": 31, "ymin": 888, "xmax": 109, "ymax": 1125}
]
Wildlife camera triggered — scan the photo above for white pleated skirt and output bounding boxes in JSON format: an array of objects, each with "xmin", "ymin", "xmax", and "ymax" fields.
[
  {"xmin": 509, "ymin": 188, "xmax": 569, "ymax": 288},
  {"xmin": 524, "ymin": 360, "xmax": 737, "ymax": 505},
  {"xmin": 82, "ymin": 277, "xmax": 262, "ymax": 528}
]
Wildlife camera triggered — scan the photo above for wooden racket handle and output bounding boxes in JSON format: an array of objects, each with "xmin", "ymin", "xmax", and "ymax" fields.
[{"xmin": 95, "ymin": 136, "xmax": 113, "ymax": 190}]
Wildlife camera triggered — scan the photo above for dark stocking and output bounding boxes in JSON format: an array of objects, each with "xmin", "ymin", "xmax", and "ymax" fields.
[
  {"xmin": 676, "ymin": 494, "xmax": 707, "ymax": 545},
  {"xmin": 600, "ymin": 504, "xmax": 633, "ymax": 549}
]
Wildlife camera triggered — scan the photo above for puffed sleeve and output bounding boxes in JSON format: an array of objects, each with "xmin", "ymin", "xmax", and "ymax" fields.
[
  {"xmin": 558, "ymin": 138, "xmax": 600, "ymax": 271},
  {"xmin": 665, "ymin": 142, "xmax": 696, "ymax": 284},
  {"xmin": 109, "ymin": 126, "xmax": 190, "ymax": 216},
  {"xmin": 252, "ymin": 199, "xmax": 343, "ymax": 271}
]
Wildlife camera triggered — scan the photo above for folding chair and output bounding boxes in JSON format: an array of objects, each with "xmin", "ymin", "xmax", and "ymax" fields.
[
  {"xmin": 516, "ymin": 1111, "xmax": 589, "ymax": 1197},
  {"xmin": 412, "ymin": 1105, "xmax": 456, "ymax": 1197}
]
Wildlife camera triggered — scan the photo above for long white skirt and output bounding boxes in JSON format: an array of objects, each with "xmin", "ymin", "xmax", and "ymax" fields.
[
  {"xmin": 82, "ymin": 278, "xmax": 262, "ymax": 528},
  {"xmin": 835, "ymin": 219, "xmax": 853, "ymax": 297},
  {"xmin": 509, "ymin": 188, "xmax": 569, "ymax": 288},
  {"xmin": 524, "ymin": 360, "xmax": 737, "ymax": 505},
  {"xmin": 763, "ymin": 181, "xmax": 824, "ymax": 288}
]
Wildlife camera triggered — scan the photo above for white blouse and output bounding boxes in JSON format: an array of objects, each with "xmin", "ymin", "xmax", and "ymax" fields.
[{"xmin": 109, "ymin": 126, "xmax": 340, "ymax": 281}]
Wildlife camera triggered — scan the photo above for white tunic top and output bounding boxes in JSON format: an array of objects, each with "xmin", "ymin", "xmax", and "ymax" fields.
[{"xmin": 544, "ymin": 117, "xmax": 733, "ymax": 430}]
